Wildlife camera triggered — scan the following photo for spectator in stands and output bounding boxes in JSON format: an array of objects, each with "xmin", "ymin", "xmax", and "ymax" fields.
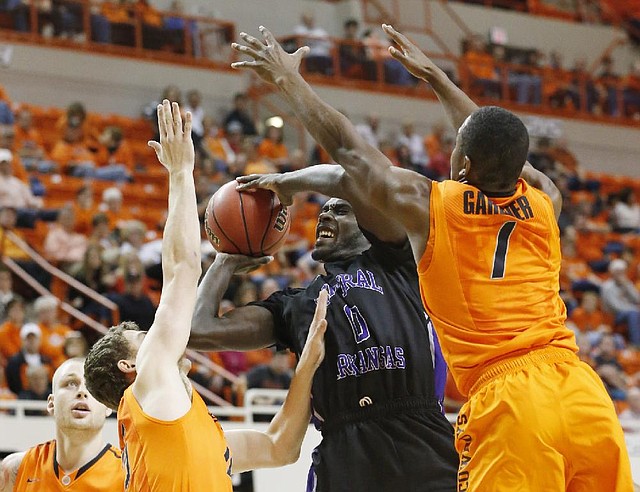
[
  {"xmin": 135, "ymin": 0, "xmax": 165, "ymax": 50},
  {"xmin": 243, "ymin": 137, "xmax": 277, "ymax": 176},
  {"xmin": 612, "ymin": 187, "xmax": 640, "ymax": 233},
  {"xmin": 119, "ymin": 220, "xmax": 147, "ymax": 259},
  {"xmin": 293, "ymin": 11, "xmax": 333, "ymax": 75},
  {"xmin": 13, "ymin": 108, "xmax": 49, "ymax": 169},
  {"xmin": 63, "ymin": 331, "xmax": 88, "ymax": 359},
  {"xmin": 0, "ymin": 296, "xmax": 25, "ymax": 362},
  {"xmin": 55, "ymin": 102, "xmax": 99, "ymax": 151},
  {"xmin": 594, "ymin": 56, "xmax": 620, "ymax": 116},
  {"xmin": 0, "ymin": 364, "xmax": 16, "ymax": 410},
  {"xmin": 18, "ymin": 365, "xmax": 51, "ymax": 415},
  {"xmin": 568, "ymin": 57, "xmax": 599, "ymax": 112},
  {"xmin": 97, "ymin": 125, "xmax": 134, "ymax": 172},
  {"xmin": 0, "ymin": 100, "xmax": 13, "ymax": 125},
  {"xmin": 107, "ymin": 270, "xmax": 156, "ymax": 330},
  {"xmin": 601, "ymin": 259, "xmax": 640, "ymax": 346},
  {"xmin": 43, "ymin": 204, "xmax": 88, "ymax": 270},
  {"xmin": 461, "ymin": 34, "xmax": 501, "ymax": 98},
  {"xmin": 527, "ymin": 137, "xmax": 556, "ymax": 175},
  {"xmin": 3, "ymin": 0, "xmax": 30, "ymax": 33},
  {"xmin": 201, "ymin": 116, "xmax": 235, "ymax": 168},
  {"xmin": 69, "ymin": 244, "xmax": 110, "ymax": 315},
  {"xmin": 72, "ymin": 185, "xmax": 97, "ymax": 236},
  {"xmin": 355, "ymin": 113, "xmax": 381, "ymax": 148},
  {"xmin": 223, "ymin": 92, "xmax": 257, "ymax": 137},
  {"xmin": 543, "ymin": 51, "xmax": 576, "ymax": 109},
  {"xmin": 0, "ymin": 149, "xmax": 43, "ymax": 211},
  {"xmin": 184, "ymin": 89, "xmax": 205, "ymax": 148},
  {"xmin": 245, "ymin": 350, "xmax": 293, "ymax": 421},
  {"xmin": 99, "ymin": 187, "xmax": 133, "ymax": 230},
  {"xmin": 0, "ymin": 267, "xmax": 15, "ymax": 322},
  {"xmin": 50, "ymin": 125, "xmax": 98, "ymax": 176},
  {"xmin": 619, "ymin": 387, "xmax": 640, "ymax": 423},
  {"xmin": 258, "ymin": 124, "xmax": 289, "ymax": 168},
  {"xmin": 593, "ymin": 333, "xmax": 629, "ymax": 400},
  {"xmin": 339, "ymin": 18, "xmax": 365, "ymax": 78},
  {"xmin": 623, "ymin": 60, "xmax": 640, "ymax": 118},
  {"xmin": 88, "ymin": 212, "xmax": 114, "ymax": 249},
  {"xmin": 34, "ymin": 295, "xmax": 71, "ymax": 369},
  {"xmin": 492, "ymin": 44, "xmax": 542, "ymax": 105},
  {"xmin": 396, "ymin": 120, "xmax": 427, "ymax": 171},
  {"xmin": 6, "ymin": 323, "xmax": 53, "ymax": 395}
]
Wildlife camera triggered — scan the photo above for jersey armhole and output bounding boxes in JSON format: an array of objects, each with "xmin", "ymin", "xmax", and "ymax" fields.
[{"xmin": 417, "ymin": 185, "xmax": 437, "ymax": 275}]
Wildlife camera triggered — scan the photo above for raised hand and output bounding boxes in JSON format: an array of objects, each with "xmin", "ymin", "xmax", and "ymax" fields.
[
  {"xmin": 148, "ymin": 99, "xmax": 195, "ymax": 173},
  {"xmin": 382, "ymin": 24, "xmax": 441, "ymax": 82},
  {"xmin": 236, "ymin": 173, "xmax": 294, "ymax": 207},
  {"xmin": 231, "ymin": 26, "xmax": 309, "ymax": 86},
  {"xmin": 298, "ymin": 289, "xmax": 328, "ymax": 371}
]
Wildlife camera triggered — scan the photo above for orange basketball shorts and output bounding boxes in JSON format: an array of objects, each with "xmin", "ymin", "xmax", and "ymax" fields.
[{"xmin": 454, "ymin": 347, "xmax": 633, "ymax": 491}]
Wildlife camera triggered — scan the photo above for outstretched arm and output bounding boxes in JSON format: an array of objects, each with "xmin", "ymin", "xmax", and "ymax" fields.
[
  {"xmin": 0, "ymin": 452, "xmax": 25, "ymax": 492},
  {"xmin": 225, "ymin": 290, "xmax": 328, "ymax": 472},
  {"xmin": 519, "ymin": 163, "xmax": 562, "ymax": 220},
  {"xmin": 232, "ymin": 27, "xmax": 430, "ymax": 256},
  {"xmin": 189, "ymin": 253, "xmax": 276, "ymax": 351},
  {"xmin": 133, "ymin": 101, "xmax": 201, "ymax": 408},
  {"xmin": 382, "ymin": 24, "xmax": 478, "ymax": 130},
  {"xmin": 236, "ymin": 164, "xmax": 406, "ymax": 244}
]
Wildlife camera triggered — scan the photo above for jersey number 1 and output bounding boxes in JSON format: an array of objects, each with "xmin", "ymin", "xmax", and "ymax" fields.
[{"xmin": 491, "ymin": 221, "xmax": 516, "ymax": 279}]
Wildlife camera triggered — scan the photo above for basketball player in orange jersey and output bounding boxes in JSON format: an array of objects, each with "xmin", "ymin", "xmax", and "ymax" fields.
[
  {"xmin": 84, "ymin": 100, "xmax": 329, "ymax": 491},
  {"xmin": 231, "ymin": 26, "xmax": 633, "ymax": 490},
  {"xmin": 0, "ymin": 358, "xmax": 123, "ymax": 491}
]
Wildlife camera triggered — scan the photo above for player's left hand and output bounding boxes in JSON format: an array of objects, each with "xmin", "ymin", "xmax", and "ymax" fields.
[
  {"xmin": 148, "ymin": 100, "xmax": 195, "ymax": 174},
  {"xmin": 236, "ymin": 173, "xmax": 294, "ymax": 206},
  {"xmin": 231, "ymin": 26, "xmax": 309, "ymax": 86},
  {"xmin": 297, "ymin": 289, "xmax": 328, "ymax": 371}
]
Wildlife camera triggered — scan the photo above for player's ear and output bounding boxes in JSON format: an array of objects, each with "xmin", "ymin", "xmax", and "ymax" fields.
[
  {"xmin": 463, "ymin": 155, "xmax": 472, "ymax": 177},
  {"xmin": 117, "ymin": 359, "xmax": 136, "ymax": 374},
  {"xmin": 46, "ymin": 394, "xmax": 54, "ymax": 416}
]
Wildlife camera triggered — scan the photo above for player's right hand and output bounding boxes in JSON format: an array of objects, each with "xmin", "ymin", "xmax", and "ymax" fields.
[
  {"xmin": 236, "ymin": 173, "xmax": 294, "ymax": 207},
  {"xmin": 214, "ymin": 252, "xmax": 273, "ymax": 275},
  {"xmin": 231, "ymin": 26, "xmax": 309, "ymax": 87},
  {"xmin": 298, "ymin": 290, "xmax": 328, "ymax": 371},
  {"xmin": 148, "ymin": 99, "xmax": 195, "ymax": 174},
  {"xmin": 382, "ymin": 24, "xmax": 439, "ymax": 82}
]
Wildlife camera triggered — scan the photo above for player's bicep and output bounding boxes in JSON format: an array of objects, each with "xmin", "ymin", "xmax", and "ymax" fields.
[
  {"xmin": 382, "ymin": 166, "xmax": 432, "ymax": 234},
  {"xmin": 0, "ymin": 452, "xmax": 25, "ymax": 492},
  {"xmin": 225, "ymin": 430, "xmax": 279, "ymax": 473},
  {"xmin": 189, "ymin": 305, "xmax": 276, "ymax": 351}
]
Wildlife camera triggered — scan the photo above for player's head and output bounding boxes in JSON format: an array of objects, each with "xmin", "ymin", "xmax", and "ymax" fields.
[
  {"xmin": 311, "ymin": 198, "xmax": 370, "ymax": 263},
  {"xmin": 48, "ymin": 358, "xmax": 112, "ymax": 432},
  {"xmin": 450, "ymin": 106, "xmax": 529, "ymax": 193},
  {"xmin": 84, "ymin": 321, "xmax": 144, "ymax": 411}
]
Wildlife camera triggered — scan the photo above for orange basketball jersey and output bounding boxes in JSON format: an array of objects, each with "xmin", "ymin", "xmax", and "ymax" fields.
[
  {"xmin": 14, "ymin": 440, "xmax": 123, "ymax": 491},
  {"xmin": 418, "ymin": 179, "xmax": 578, "ymax": 396},
  {"xmin": 118, "ymin": 387, "xmax": 233, "ymax": 492}
]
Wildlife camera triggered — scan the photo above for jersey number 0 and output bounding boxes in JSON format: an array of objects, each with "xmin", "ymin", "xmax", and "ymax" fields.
[{"xmin": 491, "ymin": 221, "xmax": 516, "ymax": 279}]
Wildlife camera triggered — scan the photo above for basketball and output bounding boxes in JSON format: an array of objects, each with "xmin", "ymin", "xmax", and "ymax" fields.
[{"xmin": 204, "ymin": 180, "xmax": 291, "ymax": 256}]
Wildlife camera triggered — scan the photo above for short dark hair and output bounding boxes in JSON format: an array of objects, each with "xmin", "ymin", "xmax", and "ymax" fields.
[
  {"xmin": 84, "ymin": 321, "xmax": 140, "ymax": 411},
  {"xmin": 461, "ymin": 106, "xmax": 529, "ymax": 191},
  {"xmin": 91, "ymin": 212, "xmax": 109, "ymax": 227},
  {"xmin": 344, "ymin": 18, "xmax": 358, "ymax": 28}
]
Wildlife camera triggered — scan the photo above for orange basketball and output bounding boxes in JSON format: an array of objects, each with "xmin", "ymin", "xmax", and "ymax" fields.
[{"xmin": 204, "ymin": 180, "xmax": 291, "ymax": 256}]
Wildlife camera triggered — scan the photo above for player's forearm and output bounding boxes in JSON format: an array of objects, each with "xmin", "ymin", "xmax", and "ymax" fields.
[
  {"xmin": 276, "ymin": 73, "xmax": 365, "ymax": 159},
  {"xmin": 279, "ymin": 164, "xmax": 345, "ymax": 198},
  {"xmin": 189, "ymin": 259, "xmax": 235, "ymax": 350},
  {"xmin": 263, "ymin": 364, "xmax": 315, "ymax": 466},
  {"xmin": 422, "ymin": 66, "xmax": 479, "ymax": 130},
  {"xmin": 162, "ymin": 170, "xmax": 202, "ymax": 279}
]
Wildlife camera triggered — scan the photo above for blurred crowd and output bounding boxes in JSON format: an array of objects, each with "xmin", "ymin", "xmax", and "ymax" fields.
[{"xmin": 0, "ymin": 69, "xmax": 639, "ymax": 420}]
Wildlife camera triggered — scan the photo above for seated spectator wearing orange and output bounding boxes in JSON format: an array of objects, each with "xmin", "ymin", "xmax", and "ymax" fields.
[
  {"xmin": 33, "ymin": 295, "xmax": 72, "ymax": 369},
  {"xmin": 135, "ymin": 0, "xmax": 163, "ymax": 27},
  {"xmin": 72, "ymin": 186, "xmax": 98, "ymax": 236},
  {"xmin": 96, "ymin": 126, "xmax": 135, "ymax": 170},
  {"xmin": 0, "ymin": 297, "xmax": 26, "ymax": 362},
  {"xmin": 461, "ymin": 35, "xmax": 500, "ymax": 97},
  {"xmin": 54, "ymin": 102, "xmax": 101, "ymax": 151},
  {"xmin": 43, "ymin": 205, "xmax": 88, "ymax": 269},
  {"xmin": 0, "ymin": 267, "xmax": 15, "ymax": 322},
  {"xmin": 101, "ymin": 0, "xmax": 132, "ymax": 23},
  {"xmin": 593, "ymin": 333, "xmax": 629, "ymax": 401},
  {"xmin": 18, "ymin": 365, "xmax": 51, "ymax": 415},
  {"xmin": 258, "ymin": 125, "xmax": 289, "ymax": 166},
  {"xmin": 0, "ymin": 151, "xmax": 41, "ymax": 210},
  {"xmin": 202, "ymin": 116, "xmax": 235, "ymax": 164},
  {"xmin": 50, "ymin": 126, "xmax": 97, "ymax": 173},
  {"xmin": 569, "ymin": 291, "xmax": 610, "ymax": 333},
  {"xmin": 243, "ymin": 139, "xmax": 277, "ymax": 176},
  {"xmin": 99, "ymin": 187, "xmax": 133, "ymax": 231},
  {"xmin": 0, "ymin": 207, "xmax": 30, "ymax": 262},
  {"xmin": 0, "ymin": 365, "xmax": 16, "ymax": 407},
  {"xmin": 542, "ymin": 51, "xmax": 575, "ymax": 108},
  {"xmin": 5, "ymin": 323, "xmax": 53, "ymax": 395},
  {"xmin": 0, "ymin": 85, "xmax": 10, "ymax": 103},
  {"xmin": 13, "ymin": 108, "xmax": 48, "ymax": 162}
]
